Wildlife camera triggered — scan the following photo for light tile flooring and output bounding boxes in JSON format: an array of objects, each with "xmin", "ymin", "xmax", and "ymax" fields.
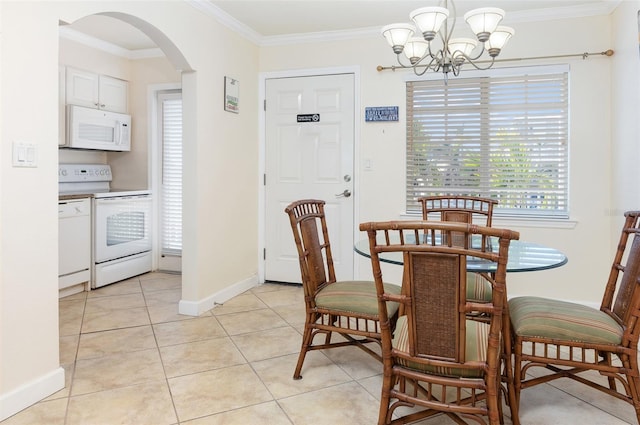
[{"xmin": 2, "ymin": 271, "xmax": 638, "ymax": 424}]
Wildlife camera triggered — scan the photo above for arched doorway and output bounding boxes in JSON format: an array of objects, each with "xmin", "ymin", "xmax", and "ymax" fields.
[{"xmin": 58, "ymin": 12, "xmax": 195, "ymax": 304}]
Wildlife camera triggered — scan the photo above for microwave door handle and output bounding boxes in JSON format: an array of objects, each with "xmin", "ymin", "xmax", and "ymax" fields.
[{"xmin": 114, "ymin": 121, "xmax": 121, "ymax": 145}]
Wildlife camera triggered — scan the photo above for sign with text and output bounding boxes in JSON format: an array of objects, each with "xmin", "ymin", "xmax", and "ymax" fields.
[
  {"xmin": 365, "ymin": 106, "xmax": 399, "ymax": 122},
  {"xmin": 224, "ymin": 77, "xmax": 239, "ymax": 113},
  {"xmin": 297, "ymin": 114, "xmax": 320, "ymax": 123}
]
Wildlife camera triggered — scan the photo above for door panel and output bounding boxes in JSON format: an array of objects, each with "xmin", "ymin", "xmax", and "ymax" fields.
[{"xmin": 265, "ymin": 74, "xmax": 355, "ymax": 283}]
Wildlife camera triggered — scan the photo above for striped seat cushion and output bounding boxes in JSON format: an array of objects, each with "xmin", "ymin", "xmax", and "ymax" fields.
[
  {"xmin": 315, "ymin": 281, "xmax": 401, "ymax": 317},
  {"xmin": 392, "ymin": 315, "xmax": 489, "ymax": 378},
  {"xmin": 467, "ymin": 272, "xmax": 492, "ymax": 303},
  {"xmin": 509, "ymin": 296, "xmax": 623, "ymax": 345}
]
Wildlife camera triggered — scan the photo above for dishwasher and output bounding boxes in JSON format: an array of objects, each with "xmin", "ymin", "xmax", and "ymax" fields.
[{"xmin": 58, "ymin": 197, "xmax": 91, "ymax": 296}]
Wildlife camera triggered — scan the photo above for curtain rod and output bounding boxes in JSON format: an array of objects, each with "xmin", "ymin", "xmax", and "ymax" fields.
[{"xmin": 376, "ymin": 49, "xmax": 614, "ymax": 72}]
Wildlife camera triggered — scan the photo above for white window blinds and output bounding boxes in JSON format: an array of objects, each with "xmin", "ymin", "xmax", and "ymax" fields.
[
  {"xmin": 160, "ymin": 92, "xmax": 182, "ymax": 255},
  {"xmin": 406, "ymin": 68, "xmax": 569, "ymax": 217}
]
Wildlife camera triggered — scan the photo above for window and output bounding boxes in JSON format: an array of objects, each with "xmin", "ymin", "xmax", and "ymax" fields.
[
  {"xmin": 159, "ymin": 91, "xmax": 182, "ymax": 257},
  {"xmin": 406, "ymin": 66, "xmax": 569, "ymax": 217}
]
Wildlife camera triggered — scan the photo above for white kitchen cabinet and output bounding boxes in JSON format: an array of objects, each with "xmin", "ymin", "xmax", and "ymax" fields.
[{"xmin": 65, "ymin": 67, "xmax": 128, "ymax": 113}]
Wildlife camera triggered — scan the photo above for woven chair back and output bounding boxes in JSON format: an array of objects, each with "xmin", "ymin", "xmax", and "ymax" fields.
[
  {"xmin": 285, "ymin": 199, "xmax": 335, "ymax": 296},
  {"xmin": 604, "ymin": 212, "xmax": 640, "ymax": 335},
  {"xmin": 418, "ymin": 195, "xmax": 498, "ymax": 250},
  {"xmin": 361, "ymin": 220, "xmax": 519, "ymax": 368}
]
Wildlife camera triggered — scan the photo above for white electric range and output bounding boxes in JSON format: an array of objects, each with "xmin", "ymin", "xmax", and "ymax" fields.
[{"xmin": 59, "ymin": 163, "xmax": 152, "ymax": 288}]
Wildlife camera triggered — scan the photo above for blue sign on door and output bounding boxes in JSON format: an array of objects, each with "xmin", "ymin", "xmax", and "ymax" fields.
[{"xmin": 365, "ymin": 106, "xmax": 399, "ymax": 122}]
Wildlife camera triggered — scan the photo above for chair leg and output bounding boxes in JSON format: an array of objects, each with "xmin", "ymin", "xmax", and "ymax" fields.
[
  {"xmin": 378, "ymin": 372, "xmax": 393, "ymax": 425},
  {"xmin": 624, "ymin": 353, "xmax": 640, "ymax": 424},
  {"xmin": 512, "ymin": 338, "xmax": 523, "ymax": 408},
  {"xmin": 486, "ymin": 367, "xmax": 501, "ymax": 425},
  {"xmin": 503, "ymin": 346, "xmax": 520, "ymax": 425},
  {"xmin": 502, "ymin": 310, "xmax": 520, "ymax": 425},
  {"xmin": 293, "ymin": 321, "xmax": 314, "ymax": 380}
]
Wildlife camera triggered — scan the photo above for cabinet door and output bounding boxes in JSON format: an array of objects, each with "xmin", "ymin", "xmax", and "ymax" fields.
[
  {"xmin": 66, "ymin": 67, "xmax": 99, "ymax": 109},
  {"xmin": 59, "ymin": 66, "xmax": 66, "ymax": 146},
  {"xmin": 99, "ymin": 75, "xmax": 128, "ymax": 113}
]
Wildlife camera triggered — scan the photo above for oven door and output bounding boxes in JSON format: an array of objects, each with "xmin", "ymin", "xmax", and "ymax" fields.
[{"xmin": 94, "ymin": 195, "xmax": 152, "ymax": 263}]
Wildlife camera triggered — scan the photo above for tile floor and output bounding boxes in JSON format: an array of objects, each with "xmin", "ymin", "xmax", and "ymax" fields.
[{"xmin": 2, "ymin": 271, "xmax": 638, "ymax": 424}]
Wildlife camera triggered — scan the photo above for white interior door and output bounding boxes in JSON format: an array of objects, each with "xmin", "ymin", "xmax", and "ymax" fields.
[{"xmin": 265, "ymin": 74, "xmax": 355, "ymax": 283}]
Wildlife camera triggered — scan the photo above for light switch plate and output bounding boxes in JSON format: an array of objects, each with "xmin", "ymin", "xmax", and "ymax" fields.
[{"xmin": 12, "ymin": 142, "xmax": 37, "ymax": 168}]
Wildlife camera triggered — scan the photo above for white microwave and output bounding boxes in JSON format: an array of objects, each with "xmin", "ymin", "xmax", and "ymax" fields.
[{"xmin": 64, "ymin": 105, "xmax": 131, "ymax": 151}]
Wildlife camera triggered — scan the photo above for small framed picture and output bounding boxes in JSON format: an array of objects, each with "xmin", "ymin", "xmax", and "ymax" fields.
[{"xmin": 224, "ymin": 77, "xmax": 239, "ymax": 113}]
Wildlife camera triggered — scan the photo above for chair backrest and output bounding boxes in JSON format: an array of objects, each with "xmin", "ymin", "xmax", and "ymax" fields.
[
  {"xmin": 418, "ymin": 195, "xmax": 498, "ymax": 249},
  {"xmin": 285, "ymin": 199, "xmax": 336, "ymax": 297},
  {"xmin": 360, "ymin": 220, "xmax": 519, "ymax": 370},
  {"xmin": 418, "ymin": 195, "xmax": 497, "ymax": 225},
  {"xmin": 601, "ymin": 211, "xmax": 640, "ymax": 345}
]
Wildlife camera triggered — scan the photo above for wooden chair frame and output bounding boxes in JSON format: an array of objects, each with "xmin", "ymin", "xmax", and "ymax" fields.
[
  {"xmin": 418, "ymin": 195, "xmax": 498, "ymax": 250},
  {"xmin": 361, "ymin": 220, "xmax": 520, "ymax": 425},
  {"xmin": 509, "ymin": 211, "xmax": 640, "ymax": 423},
  {"xmin": 285, "ymin": 199, "xmax": 395, "ymax": 380}
]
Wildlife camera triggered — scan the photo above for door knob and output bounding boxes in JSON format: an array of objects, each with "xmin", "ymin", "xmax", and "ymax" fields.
[{"xmin": 335, "ymin": 189, "xmax": 351, "ymax": 198}]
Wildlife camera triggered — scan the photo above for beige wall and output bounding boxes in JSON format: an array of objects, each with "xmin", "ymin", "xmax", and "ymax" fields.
[
  {"xmin": 0, "ymin": 1, "xmax": 259, "ymax": 419},
  {"xmin": 260, "ymin": 14, "xmax": 616, "ymax": 302},
  {"xmin": 110, "ymin": 56, "xmax": 181, "ymax": 190},
  {"xmin": 611, "ymin": 0, "xmax": 640, "ymax": 213}
]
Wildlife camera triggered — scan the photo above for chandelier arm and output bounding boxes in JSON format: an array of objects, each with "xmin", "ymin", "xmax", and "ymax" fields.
[
  {"xmin": 376, "ymin": 50, "xmax": 614, "ymax": 72},
  {"xmin": 413, "ymin": 63, "xmax": 432, "ymax": 76},
  {"xmin": 414, "ymin": 55, "xmax": 440, "ymax": 75},
  {"xmin": 426, "ymin": 42, "xmax": 439, "ymax": 61},
  {"xmin": 442, "ymin": 0, "xmax": 456, "ymax": 54},
  {"xmin": 461, "ymin": 55, "xmax": 496, "ymax": 71},
  {"xmin": 426, "ymin": 55, "xmax": 440, "ymax": 72},
  {"xmin": 465, "ymin": 44, "xmax": 486, "ymax": 62},
  {"xmin": 395, "ymin": 53, "xmax": 417, "ymax": 69}
]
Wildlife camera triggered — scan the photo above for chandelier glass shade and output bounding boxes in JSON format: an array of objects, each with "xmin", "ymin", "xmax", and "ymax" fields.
[{"xmin": 381, "ymin": 0, "xmax": 514, "ymax": 77}]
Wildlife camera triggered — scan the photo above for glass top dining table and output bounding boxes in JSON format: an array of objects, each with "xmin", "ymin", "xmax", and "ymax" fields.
[{"xmin": 354, "ymin": 235, "xmax": 568, "ymax": 273}]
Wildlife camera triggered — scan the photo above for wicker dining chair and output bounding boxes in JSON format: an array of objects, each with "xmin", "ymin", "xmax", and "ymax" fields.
[
  {"xmin": 508, "ymin": 210, "xmax": 640, "ymax": 423},
  {"xmin": 360, "ymin": 220, "xmax": 520, "ymax": 425},
  {"xmin": 285, "ymin": 199, "xmax": 401, "ymax": 380},
  {"xmin": 418, "ymin": 195, "xmax": 499, "ymax": 304}
]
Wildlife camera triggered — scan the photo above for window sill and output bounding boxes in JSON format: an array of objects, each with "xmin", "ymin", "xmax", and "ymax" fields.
[{"xmin": 399, "ymin": 212, "xmax": 578, "ymax": 230}]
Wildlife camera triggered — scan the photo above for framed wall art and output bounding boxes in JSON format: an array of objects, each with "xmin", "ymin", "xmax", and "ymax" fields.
[{"xmin": 224, "ymin": 76, "xmax": 239, "ymax": 113}]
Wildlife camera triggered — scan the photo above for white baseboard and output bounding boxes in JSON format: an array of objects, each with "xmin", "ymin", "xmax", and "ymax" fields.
[
  {"xmin": 0, "ymin": 367, "xmax": 65, "ymax": 421},
  {"xmin": 178, "ymin": 274, "xmax": 259, "ymax": 316}
]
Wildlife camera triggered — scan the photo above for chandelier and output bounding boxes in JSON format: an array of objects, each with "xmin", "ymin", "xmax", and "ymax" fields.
[{"xmin": 381, "ymin": 0, "xmax": 514, "ymax": 79}]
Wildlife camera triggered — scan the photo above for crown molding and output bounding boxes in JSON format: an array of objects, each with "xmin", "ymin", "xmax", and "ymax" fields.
[
  {"xmin": 59, "ymin": 0, "xmax": 622, "ymax": 55},
  {"xmin": 504, "ymin": 1, "xmax": 621, "ymax": 24},
  {"xmin": 186, "ymin": 0, "xmax": 262, "ymax": 45},
  {"xmin": 191, "ymin": 0, "xmax": 621, "ymax": 47},
  {"xmin": 59, "ymin": 26, "xmax": 164, "ymax": 60}
]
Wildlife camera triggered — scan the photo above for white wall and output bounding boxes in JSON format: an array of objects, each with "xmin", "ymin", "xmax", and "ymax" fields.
[
  {"xmin": 259, "ymin": 14, "xmax": 616, "ymax": 303},
  {"xmin": 0, "ymin": 1, "xmax": 259, "ymax": 420}
]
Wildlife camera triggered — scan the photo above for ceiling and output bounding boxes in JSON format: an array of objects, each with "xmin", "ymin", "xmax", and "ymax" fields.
[{"xmin": 61, "ymin": 0, "xmax": 615, "ymax": 53}]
